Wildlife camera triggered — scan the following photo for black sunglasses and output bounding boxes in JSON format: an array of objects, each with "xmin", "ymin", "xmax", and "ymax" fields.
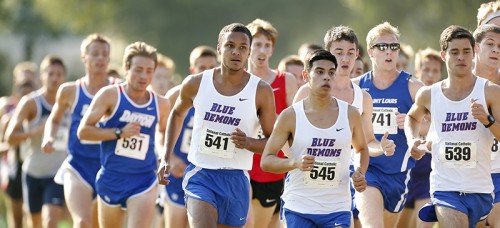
[{"xmin": 371, "ymin": 43, "xmax": 400, "ymax": 51}]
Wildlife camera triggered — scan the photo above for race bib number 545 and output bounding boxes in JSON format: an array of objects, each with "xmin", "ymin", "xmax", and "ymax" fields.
[{"xmin": 304, "ymin": 160, "xmax": 340, "ymax": 188}]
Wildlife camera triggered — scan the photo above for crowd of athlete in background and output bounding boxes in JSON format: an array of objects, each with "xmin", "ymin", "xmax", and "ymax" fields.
[{"xmin": 0, "ymin": 1, "xmax": 500, "ymax": 228}]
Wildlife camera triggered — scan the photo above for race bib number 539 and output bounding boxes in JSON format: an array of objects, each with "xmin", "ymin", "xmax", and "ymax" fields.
[{"xmin": 439, "ymin": 141, "xmax": 477, "ymax": 168}]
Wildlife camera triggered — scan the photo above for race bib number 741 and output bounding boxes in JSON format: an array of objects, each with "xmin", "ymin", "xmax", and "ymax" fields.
[{"xmin": 372, "ymin": 107, "xmax": 398, "ymax": 134}]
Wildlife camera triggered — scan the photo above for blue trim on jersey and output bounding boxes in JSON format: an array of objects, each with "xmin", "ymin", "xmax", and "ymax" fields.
[
  {"xmin": 68, "ymin": 80, "xmax": 100, "ymax": 159},
  {"xmin": 359, "ymin": 71, "xmax": 415, "ymax": 173},
  {"xmin": 99, "ymin": 86, "xmax": 158, "ymax": 174},
  {"xmin": 173, "ymin": 108, "xmax": 194, "ymax": 164}
]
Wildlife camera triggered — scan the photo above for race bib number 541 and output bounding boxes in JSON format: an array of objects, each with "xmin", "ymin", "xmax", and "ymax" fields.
[{"xmin": 200, "ymin": 127, "xmax": 236, "ymax": 159}]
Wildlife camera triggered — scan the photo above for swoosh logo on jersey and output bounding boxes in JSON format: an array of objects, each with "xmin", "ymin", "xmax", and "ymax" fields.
[
  {"xmin": 272, "ymin": 88, "xmax": 280, "ymax": 92},
  {"xmin": 239, "ymin": 98, "xmax": 248, "ymax": 101},
  {"xmin": 147, "ymin": 107, "xmax": 154, "ymax": 111},
  {"xmin": 265, "ymin": 198, "xmax": 276, "ymax": 203},
  {"xmin": 334, "ymin": 223, "xmax": 342, "ymax": 226},
  {"xmin": 336, "ymin": 128, "xmax": 343, "ymax": 131}
]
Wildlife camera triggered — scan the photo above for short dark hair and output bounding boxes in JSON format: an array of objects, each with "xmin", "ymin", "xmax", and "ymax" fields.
[
  {"xmin": 473, "ymin": 24, "xmax": 500, "ymax": 43},
  {"xmin": 304, "ymin": 49, "xmax": 337, "ymax": 72},
  {"xmin": 324, "ymin": 25, "xmax": 359, "ymax": 51},
  {"xmin": 440, "ymin": 25, "xmax": 475, "ymax": 51},
  {"xmin": 40, "ymin": 55, "xmax": 66, "ymax": 73},
  {"xmin": 218, "ymin": 23, "xmax": 252, "ymax": 46}
]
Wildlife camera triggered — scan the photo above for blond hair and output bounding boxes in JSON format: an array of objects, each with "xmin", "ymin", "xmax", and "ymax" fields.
[
  {"xmin": 122, "ymin": 42, "xmax": 157, "ymax": 70},
  {"xmin": 414, "ymin": 48, "xmax": 443, "ymax": 71},
  {"xmin": 157, "ymin": 53, "xmax": 176, "ymax": 73},
  {"xmin": 478, "ymin": 1, "xmax": 500, "ymax": 26},
  {"xmin": 247, "ymin": 18, "xmax": 278, "ymax": 46},
  {"xmin": 189, "ymin": 45, "xmax": 217, "ymax": 67},
  {"xmin": 80, "ymin": 33, "xmax": 110, "ymax": 55},
  {"xmin": 366, "ymin": 22, "xmax": 400, "ymax": 48}
]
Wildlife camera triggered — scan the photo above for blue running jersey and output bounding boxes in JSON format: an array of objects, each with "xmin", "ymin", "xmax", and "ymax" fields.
[
  {"xmin": 68, "ymin": 79, "xmax": 101, "ymax": 159},
  {"xmin": 358, "ymin": 71, "xmax": 415, "ymax": 173},
  {"xmin": 172, "ymin": 108, "xmax": 194, "ymax": 164},
  {"xmin": 100, "ymin": 85, "xmax": 159, "ymax": 174}
]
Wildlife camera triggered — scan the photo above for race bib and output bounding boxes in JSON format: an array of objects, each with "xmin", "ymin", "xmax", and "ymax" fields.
[
  {"xmin": 372, "ymin": 107, "xmax": 398, "ymax": 134},
  {"xmin": 304, "ymin": 160, "xmax": 340, "ymax": 188},
  {"xmin": 439, "ymin": 141, "xmax": 477, "ymax": 168},
  {"xmin": 53, "ymin": 126, "xmax": 69, "ymax": 151},
  {"xmin": 199, "ymin": 127, "xmax": 236, "ymax": 159},
  {"xmin": 492, "ymin": 138, "xmax": 499, "ymax": 161},
  {"xmin": 256, "ymin": 127, "xmax": 265, "ymax": 139},
  {"xmin": 179, "ymin": 128, "xmax": 193, "ymax": 154},
  {"xmin": 115, "ymin": 134, "xmax": 150, "ymax": 160}
]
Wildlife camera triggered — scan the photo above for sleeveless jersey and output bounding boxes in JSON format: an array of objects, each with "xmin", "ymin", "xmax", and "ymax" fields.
[
  {"xmin": 188, "ymin": 69, "xmax": 260, "ymax": 170},
  {"xmin": 22, "ymin": 91, "xmax": 67, "ymax": 177},
  {"xmin": 250, "ymin": 71, "xmax": 287, "ymax": 182},
  {"xmin": 350, "ymin": 82, "xmax": 364, "ymax": 166},
  {"xmin": 428, "ymin": 77, "xmax": 493, "ymax": 193},
  {"xmin": 100, "ymin": 84, "xmax": 159, "ymax": 174},
  {"xmin": 352, "ymin": 81, "xmax": 364, "ymax": 114},
  {"xmin": 358, "ymin": 71, "xmax": 414, "ymax": 173},
  {"xmin": 173, "ymin": 108, "xmax": 195, "ymax": 165},
  {"xmin": 283, "ymin": 99, "xmax": 352, "ymax": 214},
  {"xmin": 68, "ymin": 79, "xmax": 101, "ymax": 159},
  {"xmin": 491, "ymin": 139, "xmax": 500, "ymax": 173}
]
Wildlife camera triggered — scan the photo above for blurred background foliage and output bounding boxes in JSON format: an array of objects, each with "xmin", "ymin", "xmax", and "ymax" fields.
[{"xmin": 0, "ymin": 0, "xmax": 491, "ymax": 96}]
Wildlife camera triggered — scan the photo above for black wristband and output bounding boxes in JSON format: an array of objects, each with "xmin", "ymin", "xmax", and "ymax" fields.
[{"xmin": 485, "ymin": 115, "xmax": 495, "ymax": 128}]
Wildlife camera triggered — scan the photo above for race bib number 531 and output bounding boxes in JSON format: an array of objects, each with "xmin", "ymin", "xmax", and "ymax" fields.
[{"xmin": 115, "ymin": 134, "xmax": 149, "ymax": 160}]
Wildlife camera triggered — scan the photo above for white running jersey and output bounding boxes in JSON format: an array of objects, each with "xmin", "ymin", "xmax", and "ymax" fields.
[
  {"xmin": 352, "ymin": 81, "xmax": 364, "ymax": 114},
  {"xmin": 283, "ymin": 99, "xmax": 352, "ymax": 214},
  {"xmin": 22, "ymin": 91, "xmax": 67, "ymax": 177},
  {"xmin": 428, "ymin": 77, "xmax": 493, "ymax": 193},
  {"xmin": 491, "ymin": 138, "xmax": 500, "ymax": 173},
  {"xmin": 350, "ymin": 82, "xmax": 364, "ymax": 166},
  {"xmin": 188, "ymin": 69, "xmax": 260, "ymax": 170}
]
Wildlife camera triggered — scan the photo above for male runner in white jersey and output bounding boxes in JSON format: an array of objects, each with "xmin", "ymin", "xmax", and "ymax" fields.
[
  {"xmin": 473, "ymin": 24, "xmax": 500, "ymax": 227},
  {"xmin": 5, "ymin": 56, "xmax": 67, "ymax": 228},
  {"xmin": 157, "ymin": 23, "xmax": 276, "ymax": 228},
  {"xmin": 261, "ymin": 49, "xmax": 369, "ymax": 228},
  {"xmin": 406, "ymin": 25, "xmax": 500, "ymax": 228}
]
